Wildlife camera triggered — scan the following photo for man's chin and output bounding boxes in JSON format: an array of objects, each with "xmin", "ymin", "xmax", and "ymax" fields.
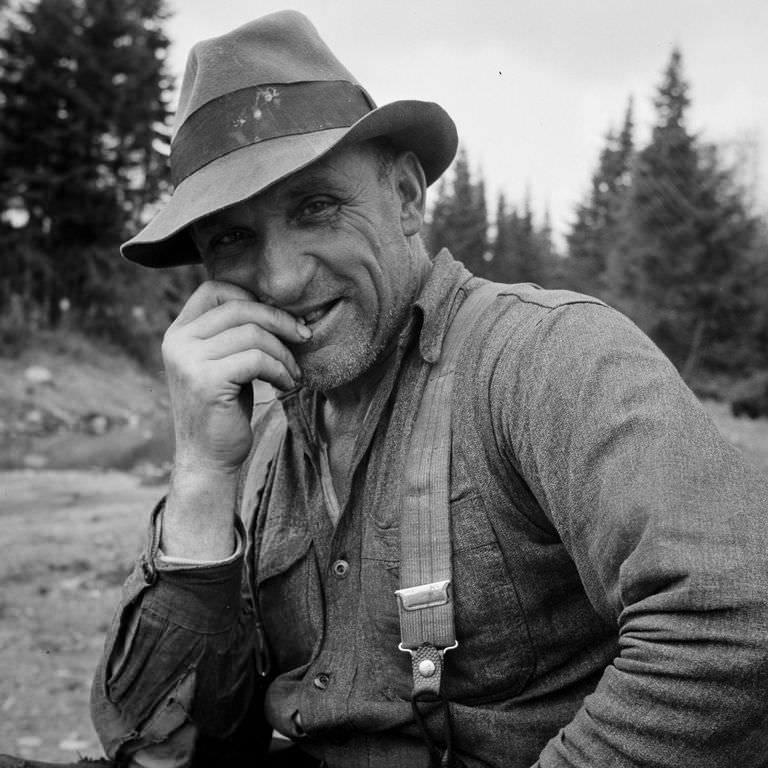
[
  {"xmin": 298, "ymin": 360, "xmax": 365, "ymax": 393},
  {"xmin": 296, "ymin": 342, "xmax": 378, "ymax": 393}
]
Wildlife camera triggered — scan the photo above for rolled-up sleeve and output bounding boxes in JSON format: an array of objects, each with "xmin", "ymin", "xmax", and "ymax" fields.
[
  {"xmin": 90, "ymin": 500, "xmax": 270, "ymax": 764},
  {"xmin": 492, "ymin": 301, "xmax": 768, "ymax": 767}
]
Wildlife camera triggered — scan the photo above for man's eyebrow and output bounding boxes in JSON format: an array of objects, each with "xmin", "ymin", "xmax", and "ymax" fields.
[
  {"xmin": 282, "ymin": 172, "xmax": 345, "ymax": 199},
  {"xmin": 191, "ymin": 212, "xmax": 233, "ymax": 234},
  {"xmin": 192, "ymin": 171, "xmax": 346, "ymax": 234}
]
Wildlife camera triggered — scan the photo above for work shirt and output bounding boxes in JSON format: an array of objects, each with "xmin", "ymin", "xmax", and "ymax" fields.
[{"xmin": 91, "ymin": 250, "xmax": 768, "ymax": 767}]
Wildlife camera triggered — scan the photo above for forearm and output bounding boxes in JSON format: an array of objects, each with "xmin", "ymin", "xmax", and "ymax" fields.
[
  {"xmin": 534, "ymin": 591, "xmax": 768, "ymax": 766},
  {"xmin": 91, "ymin": 506, "xmax": 267, "ymax": 762}
]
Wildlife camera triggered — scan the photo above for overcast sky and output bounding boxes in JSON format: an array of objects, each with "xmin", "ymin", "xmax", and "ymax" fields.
[{"xmin": 164, "ymin": 1, "xmax": 768, "ymax": 244}]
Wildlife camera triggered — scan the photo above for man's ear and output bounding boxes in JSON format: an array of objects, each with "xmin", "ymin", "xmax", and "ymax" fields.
[{"xmin": 394, "ymin": 151, "xmax": 427, "ymax": 237}]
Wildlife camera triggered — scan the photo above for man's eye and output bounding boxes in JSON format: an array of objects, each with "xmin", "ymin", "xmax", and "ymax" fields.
[
  {"xmin": 211, "ymin": 229, "xmax": 249, "ymax": 248},
  {"xmin": 299, "ymin": 197, "xmax": 337, "ymax": 219}
]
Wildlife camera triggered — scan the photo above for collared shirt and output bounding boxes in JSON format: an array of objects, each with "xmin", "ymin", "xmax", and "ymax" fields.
[{"xmin": 91, "ymin": 250, "xmax": 768, "ymax": 767}]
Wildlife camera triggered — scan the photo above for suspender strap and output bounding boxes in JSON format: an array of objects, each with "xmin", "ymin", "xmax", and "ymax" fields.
[
  {"xmin": 395, "ymin": 349, "xmax": 457, "ymax": 694},
  {"xmin": 396, "ymin": 282, "xmax": 503, "ymax": 757}
]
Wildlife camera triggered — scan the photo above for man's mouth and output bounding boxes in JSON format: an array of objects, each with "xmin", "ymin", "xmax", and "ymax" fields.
[{"xmin": 300, "ymin": 299, "xmax": 341, "ymax": 328}]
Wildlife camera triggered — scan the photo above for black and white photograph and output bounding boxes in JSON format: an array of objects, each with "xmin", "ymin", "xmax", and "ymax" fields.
[{"xmin": 1, "ymin": 1, "xmax": 767, "ymax": 766}]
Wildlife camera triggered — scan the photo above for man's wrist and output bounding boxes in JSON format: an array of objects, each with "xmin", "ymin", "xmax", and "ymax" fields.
[{"xmin": 162, "ymin": 465, "xmax": 241, "ymax": 560}]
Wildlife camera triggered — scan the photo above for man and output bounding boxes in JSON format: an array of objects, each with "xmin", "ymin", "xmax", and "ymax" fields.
[{"xmin": 88, "ymin": 10, "xmax": 768, "ymax": 768}]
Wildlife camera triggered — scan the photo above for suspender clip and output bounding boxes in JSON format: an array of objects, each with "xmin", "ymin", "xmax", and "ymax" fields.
[{"xmin": 395, "ymin": 579, "xmax": 451, "ymax": 612}]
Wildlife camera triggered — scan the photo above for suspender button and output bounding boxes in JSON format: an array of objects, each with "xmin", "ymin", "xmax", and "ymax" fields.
[{"xmin": 418, "ymin": 659, "xmax": 436, "ymax": 677}]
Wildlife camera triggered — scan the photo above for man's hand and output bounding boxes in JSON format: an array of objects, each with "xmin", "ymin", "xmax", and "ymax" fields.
[{"xmin": 160, "ymin": 281, "xmax": 311, "ymax": 559}]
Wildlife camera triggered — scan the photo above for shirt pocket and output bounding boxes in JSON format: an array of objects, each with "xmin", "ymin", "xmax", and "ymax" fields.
[
  {"xmin": 255, "ymin": 523, "xmax": 321, "ymax": 672},
  {"xmin": 448, "ymin": 493, "xmax": 536, "ymax": 703},
  {"xmin": 360, "ymin": 494, "xmax": 535, "ymax": 703}
]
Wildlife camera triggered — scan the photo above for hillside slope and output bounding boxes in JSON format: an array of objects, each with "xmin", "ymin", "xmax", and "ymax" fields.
[{"xmin": 0, "ymin": 332, "xmax": 173, "ymax": 475}]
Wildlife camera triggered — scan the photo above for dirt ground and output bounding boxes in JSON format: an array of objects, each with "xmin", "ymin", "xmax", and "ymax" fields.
[
  {"xmin": 0, "ymin": 470, "xmax": 160, "ymax": 762},
  {"xmin": 1, "ymin": 391, "xmax": 768, "ymax": 762}
]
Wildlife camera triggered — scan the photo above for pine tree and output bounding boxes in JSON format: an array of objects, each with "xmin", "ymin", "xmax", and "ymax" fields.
[
  {"xmin": 566, "ymin": 97, "xmax": 634, "ymax": 298},
  {"xmin": 0, "ymin": 0, "xmax": 174, "ymax": 331},
  {"xmin": 488, "ymin": 191, "xmax": 556, "ymax": 286},
  {"xmin": 427, "ymin": 176, "xmax": 452, "ymax": 258},
  {"xmin": 510, "ymin": 194, "xmax": 538, "ymax": 283},
  {"xmin": 612, "ymin": 48, "xmax": 763, "ymax": 377},
  {"xmin": 426, "ymin": 146, "xmax": 488, "ymax": 275},
  {"xmin": 490, "ymin": 193, "xmax": 513, "ymax": 281},
  {"xmin": 746, "ymin": 219, "xmax": 768, "ymax": 372}
]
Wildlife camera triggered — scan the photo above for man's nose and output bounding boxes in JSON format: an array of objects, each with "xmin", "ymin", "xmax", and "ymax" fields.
[{"xmin": 251, "ymin": 228, "xmax": 315, "ymax": 307}]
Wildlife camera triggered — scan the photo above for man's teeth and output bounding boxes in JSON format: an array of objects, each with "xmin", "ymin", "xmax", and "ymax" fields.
[{"xmin": 303, "ymin": 304, "xmax": 331, "ymax": 324}]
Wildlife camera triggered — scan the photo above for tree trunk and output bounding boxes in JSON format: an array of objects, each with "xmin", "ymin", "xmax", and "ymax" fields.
[{"xmin": 681, "ymin": 317, "xmax": 706, "ymax": 382}]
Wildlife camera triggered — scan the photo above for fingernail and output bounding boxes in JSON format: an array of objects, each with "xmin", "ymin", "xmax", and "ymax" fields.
[{"xmin": 297, "ymin": 324, "xmax": 312, "ymax": 340}]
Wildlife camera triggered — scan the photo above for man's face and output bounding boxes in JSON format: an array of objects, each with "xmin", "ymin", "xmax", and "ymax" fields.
[{"xmin": 191, "ymin": 142, "xmax": 427, "ymax": 391}]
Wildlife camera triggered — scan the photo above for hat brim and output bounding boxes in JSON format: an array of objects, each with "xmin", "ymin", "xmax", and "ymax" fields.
[{"xmin": 122, "ymin": 100, "xmax": 458, "ymax": 268}]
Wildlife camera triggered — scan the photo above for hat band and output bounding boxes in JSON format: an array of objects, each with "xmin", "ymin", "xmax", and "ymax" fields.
[{"xmin": 171, "ymin": 80, "xmax": 375, "ymax": 186}]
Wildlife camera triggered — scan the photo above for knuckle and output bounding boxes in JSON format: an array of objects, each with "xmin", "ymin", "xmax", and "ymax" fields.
[
  {"xmin": 197, "ymin": 280, "xmax": 222, "ymax": 299},
  {"xmin": 244, "ymin": 322, "xmax": 264, "ymax": 346},
  {"xmin": 262, "ymin": 303, "xmax": 289, "ymax": 328},
  {"xmin": 160, "ymin": 334, "xmax": 177, "ymax": 364},
  {"xmin": 246, "ymin": 349, "xmax": 287, "ymax": 383},
  {"xmin": 161, "ymin": 329, "xmax": 189, "ymax": 365},
  {"xmin": 161, "ymin": 326, "xmax": 176, "ymax": 350},
  {"xmin": 185, "ymin": 281, "xmax": 216, "ymax": 310},
  {"xmin": 249, "ymin": 348, "xmax": 268, "ymax": 367}
]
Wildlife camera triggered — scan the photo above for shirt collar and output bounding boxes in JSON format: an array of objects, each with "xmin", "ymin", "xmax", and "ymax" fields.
[
  {"xmin": 279, "ymin": 248, "xmax": 473, "ymax": 434},
  {"xmin": 414, "ymin": 248, "xmax": 474, "ymax": 364}
]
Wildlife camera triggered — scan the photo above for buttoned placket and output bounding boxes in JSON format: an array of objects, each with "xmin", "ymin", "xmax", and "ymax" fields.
[
  {"xmin": 290, "ymin": 327, "xmax": 427, "ymax": 733},
  {"xmin": 291, "ymin": 446, "xmax": 358, "ymax": 738}
]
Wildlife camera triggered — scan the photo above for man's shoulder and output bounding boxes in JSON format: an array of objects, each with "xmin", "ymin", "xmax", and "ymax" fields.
[
  {"xmin": 493, "ymin": 282, "xmax": 608, "ymax": 313},
  {"xmin": 466, "ymin": 282, "xmax": 612, "ymax": 345},
  {"xmin": 457, "ymin": 282, "xmax": 630, "ymax": 383}
]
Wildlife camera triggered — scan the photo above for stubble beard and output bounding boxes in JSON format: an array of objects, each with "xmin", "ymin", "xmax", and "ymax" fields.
[{"xmin": 295, "ymin": 301, "xmax": 406, "ymax": 392}]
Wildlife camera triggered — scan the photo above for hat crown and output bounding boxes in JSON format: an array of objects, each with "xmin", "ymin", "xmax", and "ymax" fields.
[{"xmin": 174, "ymin": 10, "xmax": 360, "ymax": 135}]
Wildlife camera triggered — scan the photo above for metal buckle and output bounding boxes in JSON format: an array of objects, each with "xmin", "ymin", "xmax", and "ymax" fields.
[
  {"xmin": 398, "ymin": 640, "xmax": 459, "ymax": 657},
  {"xmin": 395, "ymin": 579, "xmax": 451, "ymax": 611}
]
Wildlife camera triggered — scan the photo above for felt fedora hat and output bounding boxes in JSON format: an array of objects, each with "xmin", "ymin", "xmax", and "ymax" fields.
[{"xmin": 122, "ymin": 10, "xmax": 458, "ymax": 268}]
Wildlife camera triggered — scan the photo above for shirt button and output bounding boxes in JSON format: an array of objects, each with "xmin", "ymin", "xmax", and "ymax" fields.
[
  {"xmin": 313, "ymin": 673, "xmax": 330, "ymax": 690},
  {"xmin": 332, "ymin": 559, "xmax": 350, "ymax": 578},
  {"xmin": 139, "ymin": 556, "xmax": 156, "ymax": 585}
]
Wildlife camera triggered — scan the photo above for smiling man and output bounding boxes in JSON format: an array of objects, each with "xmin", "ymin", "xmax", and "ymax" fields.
[
  {"xmin": 188, "ymin": 142, "xmax": 427, "ymax": 393},
  {"xmin": 87, "ymin": 10, "xmax": 768, "ymax": 768}
]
